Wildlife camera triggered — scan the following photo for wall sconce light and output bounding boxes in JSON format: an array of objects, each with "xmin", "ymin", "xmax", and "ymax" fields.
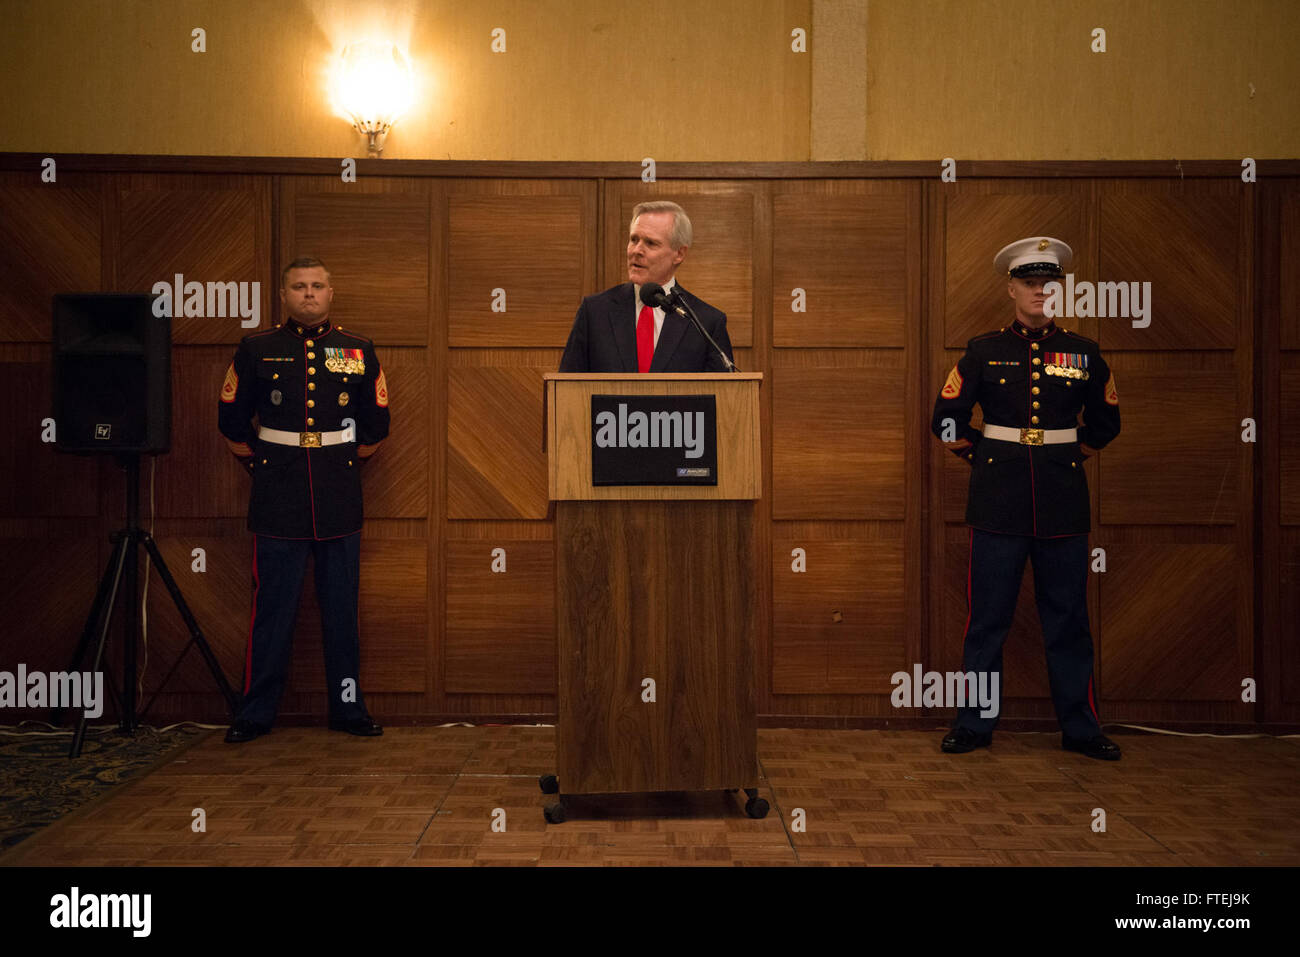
[{"xmin": 335, "ymin": 41, "xmax": 413, "ymax": 157}]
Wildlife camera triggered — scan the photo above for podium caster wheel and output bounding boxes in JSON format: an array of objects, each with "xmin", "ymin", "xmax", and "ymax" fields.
[
  {"xmin": 544, "ymin": 801, "xmax": 566, "ymax": 824},
  {"xmin": 745, "ymin": 796, "xmax": 769, "ymax": 819},
  {"xmin": 539, "ymin": 774, "xmax": 559, "ymax": 794}
]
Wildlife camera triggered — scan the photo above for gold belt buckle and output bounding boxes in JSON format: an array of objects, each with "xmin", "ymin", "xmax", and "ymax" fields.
[
  {"xmin": 1020, "ymin": 428, "xmax": 1044, "ymax": 446},
  {"xmin": 299, "ymin": 431, "xmax": 322, "ymax": 447}
]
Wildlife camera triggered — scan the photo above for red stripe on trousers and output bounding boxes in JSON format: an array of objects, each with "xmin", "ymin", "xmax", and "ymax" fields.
[
  {"xmin": 961, "ymin": 527, "xmax": 973, "ymax": 642},
  {"xmin": 244, "ymin": 537, "xmax": 259, "ymax": 695}
]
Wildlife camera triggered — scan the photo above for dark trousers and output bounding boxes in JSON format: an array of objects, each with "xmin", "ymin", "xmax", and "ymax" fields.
[
  {"xmin": 953, "ymin": 528, "xmax": 1102, "ymax": 739},
  {"xmin": 236, "ymin": 532, "xmax": 369, "ymax": 728}
]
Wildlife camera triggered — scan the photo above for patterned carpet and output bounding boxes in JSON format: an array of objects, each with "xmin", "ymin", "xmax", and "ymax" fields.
[{"xmin": 0, "ymin": 724, "xmax": 210, "ymax": 853}]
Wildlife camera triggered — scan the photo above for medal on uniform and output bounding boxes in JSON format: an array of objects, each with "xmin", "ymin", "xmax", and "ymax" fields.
[
  {"xmin": 338, "ymin": 392, "xmax": 349, "ymax": 407},
  {"xmin": 1044, "ymin": 352, "xmax": 1089, "ymax": 380},
  {"xmin": 271, "ymin": 389, "xmax": 282, "ymax": 405},
  {"xmin": 324, "ymin": 347, "xmax": 365, "ymax": 375}
]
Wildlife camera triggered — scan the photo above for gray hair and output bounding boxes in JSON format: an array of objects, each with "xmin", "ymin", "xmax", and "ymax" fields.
[{"xmin": 631, "ymin": 201, "xmax": 692, "ymax": 249}]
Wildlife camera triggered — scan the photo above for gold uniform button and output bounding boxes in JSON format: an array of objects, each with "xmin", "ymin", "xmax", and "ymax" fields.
[
  {"xmin": 987, "ymin": 458, "xmax": 993, "ymax": 464},
  {"xmin": 307, "ymin": 351, "xmax": 315, "ymax": 359},
  {"xmin": 342, "ymin": 376, "xmax": 348, "ymax": 383},
  {"xmin": 1031, "ymin": 416, "xmax": 1040, "ymax": 424},
  {"xmin": 1033, "ymin": 358, "xmax": 1041, "ymax": 365},
  {"xmin": 261, "ymin": 458, "xmax": 267, "ymax": 464},
  {"xmin": 307, "ymin": 399, "xmax": 315, "ymax": 408},
  {"xmin": 348, "ymin": 460, "xmax": 353, "ymax": 466},
  {"xmin": 1031, "ymin": 342, "xmax": 1040, "ymax": 351},
  {"xmin": 1032, "ymin": 386, "xmax": 1040, "ymax": 394},
  {"xmin": 305, "ymin": 339, "xmax": 314, "ymax": 347},
  {"xmin": 1032, "ymin": 372, "xmax": 1040, "ymax": 380},
  {"xmin": 1071, "ymin": 461, "xmax": 1078, "ymax": 468},
  {"xmin": 272, "ymin": 372, "xmax": 279, "ymax": 380},
  {"xmin": 307, "ymin": 382, "xmax": 316, "ymax": 391},
  {"xmin": 308, "ymin": 366, "xmax": 316, "ymax": 375},
  {"xmin": 306, "ymin": 417, "xmax": 315, "ymax": 426},
  {"xmin": 999, "ymin": 377, "xmax": 1006, "ymax": 384},
  {"xmin": 1032, "ymin": 401, "xmax": 1040, "ymax": 409}
]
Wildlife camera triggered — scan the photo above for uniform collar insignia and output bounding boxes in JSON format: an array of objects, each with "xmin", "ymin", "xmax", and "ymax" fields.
[
  {"xmin": 287, "ymin": 320, "xmax": 330, "ymax": 338},
  {"xmin": 1011, "ymin": 319, "xmax": 1056, "ymax": 340}
]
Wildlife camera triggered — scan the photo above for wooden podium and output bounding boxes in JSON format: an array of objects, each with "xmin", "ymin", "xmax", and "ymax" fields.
[{"xmin": 540, "ymin": 372, "xmax": 766, "ymax": 822}]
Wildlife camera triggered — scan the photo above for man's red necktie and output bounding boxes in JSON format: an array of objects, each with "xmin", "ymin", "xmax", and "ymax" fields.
[{"xmin": 636, "ymin": 304, "xmax": 654, "ymax": 373}]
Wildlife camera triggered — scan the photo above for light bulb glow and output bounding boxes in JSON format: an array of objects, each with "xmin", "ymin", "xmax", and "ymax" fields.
[{"xmin": 335, "ymin": 40, "xmax": 413, "ymax": 131}]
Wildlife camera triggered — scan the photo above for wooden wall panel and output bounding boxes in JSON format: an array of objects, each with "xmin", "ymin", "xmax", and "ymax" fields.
[
  {"xmin": 771, "ymin": 366, "xmax": 905, "ymax": 519},
  {"xmin": 772, "ymin": 182, "xmax": 909, "ymax": 347},
  {"xmin": 282, "ymin": 539, "xmax": 429, "ymax": 695},
  {"xmin": 444, "ymin": 540, "xmax": 554, "ymax": 694},
  {"xmin": 282, "ymin": 181, "xmax": 431, "ymax": 347},
  {"xmin": 363, "ymin": 349, "xmax": 430, "ymax": 519},
  {"xmin": 154, "ymin": 348, "xmax": 247, "ymax": 519},
  {"xmin": 447, "ymin": 365, "xmax": 548, "ymax": 519},
  {"xmin": 0, "ymin": 360, "xmax": 98, "ymax": 517},
  {"xmin": 944, "ymin": 192, "xmax": 1091, "ymax": 349},
  {"xmin": 1100, "ymin": 370, "xmax": 1240, "ymax": 525},
  {"xmin": 1283, "ymin": 370, "xmax": 1300, "ymax": 525},
  {"xmin": 0, "ymin": 183, "xmax": 101, "ymax": 343},
  {"xmin": 447, "ymin": 183, "xmax": 597, "ymax": 347},
  {"xmin": 0, "ymin": 161, "xmax": 1290, "ymax": 729},
  {"xmin": 117, "ymin": 181, "xmax": 270, "ymax": 344},
  {"xmin": 0, "ymin": 537, "xmax": 100, "ymax": 676},
  {"xmin": 771, "ymin": 535, "xmax": 905, "ymax": 694},
  {"xmin": 1282, "ymin": 545, "xmax": 1300, "ymax": 706},
  {"xmin": 139, "ymin": 537, "xmax": 255, "ymax": 695},
  {"xmin": 1099, "ymin": 193, "xmax": 1238, "ymax": 350},
  {"xmin": 1100, "ymin": 545, "xmax": 1241, "ymax": 700},
  {"xmin": 602, "ymin": 181, "xmax": 757, "ymax": 348},
  {"xmin": 1283, "ymin": 192, "xmax": 1300, "ymax": 349}
]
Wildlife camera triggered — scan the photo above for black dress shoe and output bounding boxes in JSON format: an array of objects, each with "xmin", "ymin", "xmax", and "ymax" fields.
[
  {"xmin": 328, "ymin": 716, "xmax": 383, "ymax": 736},
  {"xmin": 941, "ymin": 728, "xmax": 992, "ymax": 753},
  {"xmin": 224, "ymin": 719, "xmax": 269, "ymax": 743},
  {"xmin": 1062, "ymin": 733, "xmax": 1122, "ymax": 761}
]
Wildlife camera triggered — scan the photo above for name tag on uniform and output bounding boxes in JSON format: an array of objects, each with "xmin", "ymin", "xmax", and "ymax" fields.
[
  {"xmin": 261, "ymin": 356, "xmax": 295, "ymax": 362},
  {"xmin": 986, "ymin": 360, "xmax": 1020, "ymax": 366}
]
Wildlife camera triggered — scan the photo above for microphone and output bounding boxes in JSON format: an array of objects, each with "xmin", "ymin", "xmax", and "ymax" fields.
[
  {"xmin": 637, "ymin": 282, "xmax": 738, "ymax": 372},
  {"xmin": 639, "ymin": 282, "xmax": 671, "ymax": 310}
]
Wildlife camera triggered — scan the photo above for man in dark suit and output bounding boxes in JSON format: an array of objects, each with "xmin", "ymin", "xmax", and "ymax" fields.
[{"xmin": 559, "ymin": 200, "xmax": 734, "ymax": 373}]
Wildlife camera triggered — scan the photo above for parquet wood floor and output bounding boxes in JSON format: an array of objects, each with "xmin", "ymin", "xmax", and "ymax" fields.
[{"xmin": 4, "ymin": 727, "xmax": 1297, "ymax": 867}]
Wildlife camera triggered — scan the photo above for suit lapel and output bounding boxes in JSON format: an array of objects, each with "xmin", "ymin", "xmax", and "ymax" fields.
[
  {"xmin": 649, "ymin": 283, "xmax": 689, "ymax": 372},
  {"xmin": 606, "ymin": 283, "xmax": 638, "ymax": 372}
]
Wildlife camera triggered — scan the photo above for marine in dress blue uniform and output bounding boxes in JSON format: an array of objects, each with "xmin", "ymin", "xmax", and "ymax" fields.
[
  {"xmin": 217, "ymin": 258, "xmax": 389, "ymax": 742},
  {"xmin": 931, "ymin": 237, "xmax": 1123, "ymax": 760}
]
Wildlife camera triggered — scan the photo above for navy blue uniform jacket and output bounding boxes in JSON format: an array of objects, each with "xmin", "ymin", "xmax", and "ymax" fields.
[
  {"xmin": 931, "ymin": 321, "xmax": 1120, "ymax": 538},
  {"xmin": 218, "ymin": 319, "xmax": 390, "ymax": 540}
]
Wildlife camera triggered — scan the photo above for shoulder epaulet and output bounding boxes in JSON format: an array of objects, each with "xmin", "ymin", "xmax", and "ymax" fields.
[
  {"xmin": 334, "ymin": 327, "xmax": 374, "ymax": 345},
  {"xmin": 241, "ymin": 327, "xmax": 280, "ymax": 345},
  {"xmin": 1058, "ymin": 328, "xmax": 1099, "ymax": 347},
  {"xmin": 967, "ymin": 329, "xmax": 1003, "ymax": 347}
]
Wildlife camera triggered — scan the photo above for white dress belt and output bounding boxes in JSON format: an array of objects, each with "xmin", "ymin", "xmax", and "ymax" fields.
[
  {"xmin": 259, "ymin": 425, "xmax": 354, "ymax": 448},
  {"xmin": 982, "ymin": 424, "xmax": 1077, "ymax": 445}
]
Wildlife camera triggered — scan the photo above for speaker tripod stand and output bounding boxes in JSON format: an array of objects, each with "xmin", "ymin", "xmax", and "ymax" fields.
[{"xmin": 56, "ymin": 453, "xmax": 238, "ymax": 757}]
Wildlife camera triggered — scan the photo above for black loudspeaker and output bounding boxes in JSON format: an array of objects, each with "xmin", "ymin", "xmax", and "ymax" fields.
[{"xmin": 52, "ymin": 293, "xmax": 171, "ymax": 453}]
